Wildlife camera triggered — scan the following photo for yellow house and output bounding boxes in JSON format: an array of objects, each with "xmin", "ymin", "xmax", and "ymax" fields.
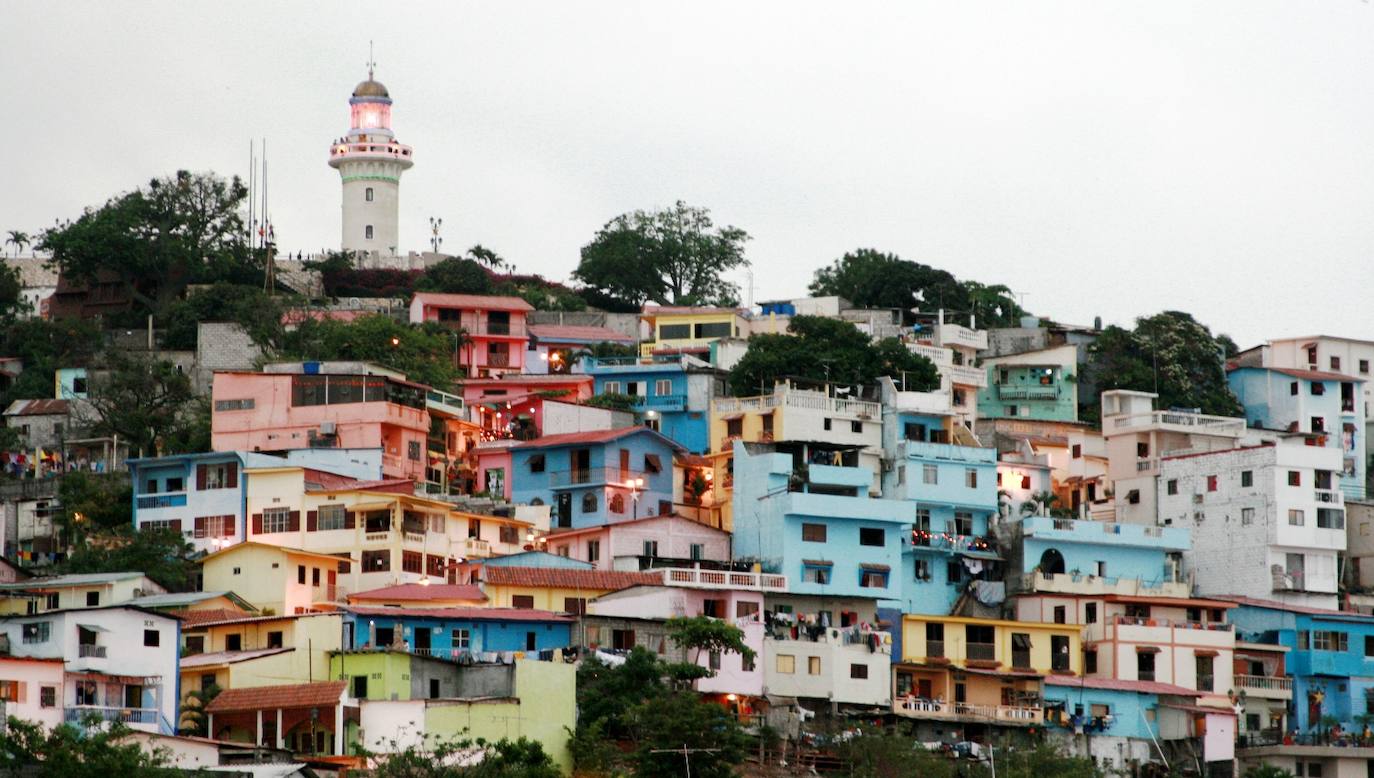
[
  {"xmin": 893, "ymin": 614, "xmax": 1081, "ymax": 729},
  {"xmin": 127, "ymin": 590, "xmax": 258, "ymax": 617},
  {"xmin": 178, "ymin": 611, "xmax": 344, "ymax": 729},
  {"xmin": 201, "ymin": 542, "xmax": 346, "ymax": 615},
  {"xmin": 0, "ymin": 571, "xmax": 165, "ymax": 615},
  {"xmin": 639, "ymin": 306, "xmax": 747, "ymax": 360},
  {"xmin": 479, "ymin": 567, "xmax": 663, "ymax": 612}
]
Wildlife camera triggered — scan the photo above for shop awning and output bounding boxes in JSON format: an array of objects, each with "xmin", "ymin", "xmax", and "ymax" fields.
[
  {"xmin": 77, "ymin": 624, "xmax": 109, "ymax": 633},
  {"xmin": 1194, "ymin": 649, "xmax": 1219, "ymax": 658},
  {"xmin": 1135, "ymin": 646, "xmax": 1162, "ymax": 653},
  {"xmin": 859, "ymin": 563, "xmax": 891, "ymax": 572},
  {"xmin": 801, "ymin": 559, "xmax": 833, "ymax": 567}
]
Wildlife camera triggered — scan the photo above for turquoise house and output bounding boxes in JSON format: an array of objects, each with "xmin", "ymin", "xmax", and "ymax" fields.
[
  {"xmin": 1017, "ymin": 515, "xmax": 1189, "ymax": 583},
  {"xmin": 976, "ymin": 344, "xmax": 1080, "ymax": 422},
  {"xmin": 344, "ymin": 606, "xmax": 574, "ymax": 655},
  {"xmin": 509, "ymin": 427, "xmax": 683, "ymax": 530}
]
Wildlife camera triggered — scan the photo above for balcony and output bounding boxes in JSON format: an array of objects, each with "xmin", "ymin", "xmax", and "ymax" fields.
[
  {"xmin": 943, "ymin": 363, "xmax": 988, "ymax": 388},
  {"xmin": 464, "ymin": 537, "xmax": 491, "ymax": 558},
  {"xmin": 715, "ymin": 389, "xmax": 881, "ymax": 421},
  {"xmin": 329, "ymin": 140, "xmax": 413, "ymax": 162},
  {"xmin": 65, "ymin": 706, "xmax": 160, "ymax": 725},
  {"xmin": 633, "ymin": 393, "xmax": 687, "ymax": 412},
  {"xmin": 1315, "ymin": 489, "xmax": 1344, "ymax": 505},
  {"xmin": 1017, "ymin": 571, "xmax": 1191, "ymax": 599},
  {"xmin": 908, "ymin": 343, "xmax": 952, "ymax": 366},
  {"xmin": 313, "ymin": 584, "xmax": 347, "ymax": 604},
  {"xmin": 1019, "ymin": 515, "xmax": 1190, "ymax": 550},
  {"xmin": 78, "ymin": 644, "xmax": 107, "ymax": 658},
  {"xmin": 658, "ymin": 567, "xmax": 787, "ymax": 592},
  {"xmin": 1235, "ymin": 674, "xmax": 1293, "ymax": 699},
  {"xmin": 997, "ymin": 385, "xmax": 1060, "ymax": 401},
  {"xmin": 714, "ymin": 395, "xmax": 781, "ymax": 415},
  {"xmin": 966, "ymin": 643, "xmax": 996, "ymax": 661},
  {"xmin": 895, "ymin": 698, "xmax": 1041, "ymax": 724},
  {"xmin": 933, "ymin": 323, "xmax": 988, "ymax": 351},
  {"xmin": 891, "ymin": 390, "xmax": 952, "ymax": 416},
  {"xmin": 1109, "ymin": 410, "xmax": 1246, "ymax": 436},
  {"xmin": 136, "ymin": 493, "xmax": 187, "ymax": 510},
  {"xmin": 549, "ymin": 467, "xmax": 649, "ymax": 489},
  {"xmin": 364, "ymin": 531, "xmax": 391, "ymax": 543},
  {"xmin": 900, "ymin": 440, "xmax": 996, "ymax": 464},
  {"xmin": 1085, "ymin": 615, "xmax": 1234, "ymax": 647}
]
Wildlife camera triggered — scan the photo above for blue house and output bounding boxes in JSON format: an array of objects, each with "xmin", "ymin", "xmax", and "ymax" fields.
[
  {"xmin": 1228, "ymin": 596, "xmax": 1374, "ymax": 734},
  {"xmin": 1228, "ymin": 366, "xmax": 1366, "ymax": 499},
  {"xmin": 730, "ymin": 441, "xmax": 908, "ymax": 601},
  {"xmin": 880, "ymin": 427, "xmax": 1000, "ymax": 614},
  {"xmin": 583, "ymin": 355, "xmax": 723, "ymax": 454},
  {"xmin": 509, "ymin": 427, "xmax": 683, "ymax": 530},
  {"xmin": 1017, "ymin": 515, "xmax": 1190, "ymax": 584},
  {"xmin": 129, "ymin": 449, "xmax": 382, "ymax": 553},
  {"xmin": 345, "ymin": 606, "xmax": 574, "ymax": 655},
  {"xmin": 1042, "ymin": 676, "xmax": 1208, "ymax": 766}
]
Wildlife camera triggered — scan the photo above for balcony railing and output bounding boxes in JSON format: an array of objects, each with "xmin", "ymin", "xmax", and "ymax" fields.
[
  {"xmin": 966, "ymin": 643, "xmax": 996, "ymax": 661},
  {"xmin": 658, "ymin": 567, "xmax": 787, "ymax": 591},
  {"xmin": 313, "ymin": 584, "xmax": 347, "ymax": 603},
  {"xmin": 330, "ymin": 140, "xmax": 413, "ymax": 160},
  {"xmin": 65, "ymin": 706, "xmax": 159, "ymax": 725},
  {"xmin": 943, "ymin": 363, "xmax": 988, "ymax": 388},
  {"xmin": 896, "ymin": 698, "xmax": 1041, "ymax": 723},
  {"xmin": 364, "ymin": 531, "xmax": 391, "ymax": 542},
  {"xmin": 1236, "ymin": 674, "xmax": 1294, "ymax": 693},
  {"xmin": 1315, "ymin": 489, "xmax": 1344, "ymax": 505},
  {"xmin": 1110, "ymin": 410, "xmax": 1246, "ymax": 435},
  {"xmin": 464, "ymin": 537, "xmax": 491, "ymax": 558},
  {"xmin": 633, "ymin": 394, "xmax": 687, "ymax": 411},
  {"xmin": 926, "ymin": 640, "xmax": 945, "ymax": 658},
  {"xmin": 136, "ymin": 493, "xmax": 187, "ymax": 510},
  {"xmin": 997, "ymin": 385, "xmax": 1060, "ymax": 401},
  {"xmin": 549, "ymin": 467, "xmax": 649, "ymax": 488},
  {"xmin": 714, "ymin": 389, "xmax": 880, "ymax": 420},
  {"xmin": 78, "ymin": 644, "xmax": 107, "ymax": 658}
]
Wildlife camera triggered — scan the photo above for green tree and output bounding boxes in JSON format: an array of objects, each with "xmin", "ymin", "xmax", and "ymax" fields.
[
  {"xmin": 809, "ymin": 249, "xmax": 1025, "ymax": 327},
  {"xmin": 666, "ymin": 615, "xmax": 756, "ymax": 670},
  {"xmin": 629, "ymin": 690, "xmax": 749, "ymax": 778},
  {"xmin": 574, "ymin": 201, "xmax": 750, "ymax": 307},
  {"xmin": 582, "ymin": 392, "xmax": 640, "ymax": 412},
  {"xmin": 465, "ymin": 244, "xmax": 506, "ymax": 270},
  {"xmin": 277, "ymin": 315, "xmax": 462, "ymax": 389},
  {"xmin": 158, "ymin": 283, "xmax": 287, "ymax": 351},
  {"xmin": 59, "ymin": 527, "xmax": 199, "ymax": 592},
  {"xmin": 985, "ymin": 743, "xmax": 1098, "ymax": 778},
  {"xmin": 575, "ymin": 648, "xmax": 667, "ymax": 739},
  {"xmin": 0, "ymin": 715, "xmax": 173, "ymax": 777},
  {"xmin": 361, "ymin": 731, "xmax": 560, "ymax": 778},
  {"xmin": 836, "ymin": 729, "xmax": 957, "ymax": 777},
  {"xmin": 1243, "ymin": 765, "xmax": 1296, "ymax": 778},
  {"xmin": 179, "ymin": 684, "xmax": 221, "ymax": 737},
  {"xmin": 57, "ymin": 471, "xmax": 132, "ymax": 532},
  {"xmin": 0, "ymin": 317, "xmax": 102, "ymax": 408},
  {"xmin": 80, "ymin": 351, "xmax": 198, "ymax": 458},
  {"xmin": 5, "ymin": 230, "xmax": 31, "ymax": 256},
  {"xmin": 1019, "ymin": 490, "xmax": 1059, "ymax": 517},
  {"xmin": 0, "ymin": 261, "xmax": 23, "ymax": 320},
  {"xmin": 416, "ymin": 257, "xmax": 494, "ymax": 295},
  {"xmin": 42, "ymin": 170, "xmax": 255, "ymax": 313},
  {"xmin": 1079, "ymin": 310, "xmax": 1240, "ymax": 423},
  {"xmin": 727, "ymin": 316, "xmax": 938, "ymax": 396}
]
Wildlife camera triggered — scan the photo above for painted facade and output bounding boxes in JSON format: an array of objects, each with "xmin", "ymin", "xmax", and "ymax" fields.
[
  {"xmin": 584, "ymin": 354, "xmax": 721, "ymax": 454},
  {"xmin": 408, "ymin": 292, "xmax": 533, "ymax": 377},
  {"xmin": 541, "ymin": 513, "xmax": 731, "ymax": 571},
  {"xmin": 344, "ymin": 606, "xmax": 573, "ymax": 656}
]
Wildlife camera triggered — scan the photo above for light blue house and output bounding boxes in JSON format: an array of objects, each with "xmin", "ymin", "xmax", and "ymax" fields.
[
  {"xmin": 1017, "ymin": 515, "xmax": 1189, "ymax": 584},
  {"xmin": 344, "ymin": 606, "xmax": 574, "ymax": 655},
  {"xmin": 509, "ymin": 427, "xmax": 682, "ymax": 530},
  {"xmin": 1228, "ymin": 366, "xmax": 1366, "ymax": 499},
  {"xmin": 582, "ymin": 355, "xmax": 723, "ymax": 454},
  {"xmin": 1042, "ymin": 676, "xmax": 1204, "ymax": 754},
  {"xmin": 1229, "ymin": 597, "xmax": 1374, "ymax": 734},
  {"xmin": 55, "ymin": 367, "xmax": 88, "ymax": 400},
  {"xmin": 480, "ymin": 550, "xmax": 594, "ymax": 570},
  {"xmin": 129, "ymin": 449, "xmax": 382, "ymax": 553},
  {"xmin": 730, "ymin": 441, "xmax": 908, "ymax": 601},
  {"xmin": 878, "ymin": 395, "xmax": 1001, "ymax": 613},
  {"xmin": 975, "ymin": 345, "xmax": 1080, "ymax": 422}
]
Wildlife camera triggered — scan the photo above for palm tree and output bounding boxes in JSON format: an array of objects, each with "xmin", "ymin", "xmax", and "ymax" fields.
[
  {"xmin": 465, "ymin": 244, "xmax": 505, "ymax": 270},
  {"xmin": 1019, "ymin": 490, "xmax": 1060, "ymax": 517},
  {"xmin": 5, "ymin": 230, "xmax": 30, "ymax": 257},
  {"xmin": 180, "ymin": 684, "xmax": 221, "ymax": 737}
]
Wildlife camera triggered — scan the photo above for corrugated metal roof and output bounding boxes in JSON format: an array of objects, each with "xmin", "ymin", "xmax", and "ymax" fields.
[{"xmin": 3, "ymin": 399, "xmax": 70, "ymax": 417}]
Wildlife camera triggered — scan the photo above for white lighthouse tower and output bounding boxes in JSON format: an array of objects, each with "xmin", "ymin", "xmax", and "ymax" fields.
[{"xmin": 328, "ymin": 61, "xmax": 413, "ymax": 258}]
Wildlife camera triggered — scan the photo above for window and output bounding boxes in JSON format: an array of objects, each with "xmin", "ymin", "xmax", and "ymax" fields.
[
  {"xmin": 143, "ymin": 629, "xmax": 160, "ymax": 647},
  {"xmin": 555, "ymin": 545, "xmax": 570, "ymax": 558},
  {"xmin": 803, "ymin": 565, "xmax": 830, "ymax": 584},
  {"xmin": 1288, "ymin": 471, "xmax": 1302, "ymax": 487},
  {"xmin": 1290, "ymin": 381, "xmax": 1300, "ymax": 396},
  {"xmin": 1085, "ymin": 603, "xmax": 1097, "ymax": 624},
  {"xmin": 1317, "ymin": 509, "xmax": 1344, "ymax": 529},
  {"xmin": 653, "ymin": 379, "xmax": 672, "ymax": 396},
  {"xmin": 361, "ymin": 549, "xmax": 390, "ymax": 572},
  {"xmin": 776, "ymin": 654, "xmax": 796, "ymax": 674},
  {"xmin": 365, "ymin": 187, "xmax": 374, "ymax": 202},
  {"xmin": 1196, "ymin": 654, "xmax": 1214, "ymax": 692},
  {"xmin": 587, "ymin": 540, "xmax": 600, "ymax": 562},
  {"xmin": 39, "ymin": 686, "xmax": 56, "ymax": 708},
  {"xmin": 923, "ymin": 465, "xmax": 938, "ymax": 484},
  {"xmin": 365, "ymin": 225, "xmax": 374, "ymax": 240},
  {"xmin": 563, "ymin": 597, "xmax": 587, "ymax": 615},
  {"xmin": 850, "ymin": 663, "xmax": 869, "ymax": 679},
  {"xmin": 1137, "ymin": 442, "xmax": 1149, "ymax": 458},
  {"xmin": 1365, "ymin": 635, "xmax": 1374, "ymax": 657},
  {"xmin": 1166, "ymin": 479, "xmax": 1178, "ymax": 496},
  {"xmin": 694, "ymin": 321, "xmax": 732, "ymax": 339},
  {"xmin": 1289, "ymin": 509, "xmax": 1305, "ymax": 526},
  {"xmin": 643, "ymin": 540, "xmax": 658, "ymax": 557},
  {"xmin": 1084, "ymin": 649, "xmax": 1097, "ymax": 674},
  {"xmin": 528, "ymin": 454, "xmax": 545, "ymax": 473},
  {"xmin": 914, "ymin": 558, "xmax": 930, "ymax": 581},
  {"xmin": 823, "ymin": 418, "xmax": 832, "ymax": 431},
  {"xmin": 1311, "ymin": 382, "xmax": 1325, "ymax": 396},
  {"xmin": 1137, "ymin": 651, "xmax": 1156, "ymax": 682},
  {"xmin": 961, "ymin": 468, "xmax": 977, "ymax": 488},
  {"xmin": 262, "ymin": 507, "xmax": 290, "ymax": 534},
  {"xmin": 850, "ymin": 420, "xmax": 863, "ymax": 433},
  {"xmin": 859, "ymin": 527, "xmax": 885, "ymax": 546},
  {"xmin": 947, "ymin": 560, "xmax": 963, "ymax": 585},
  {"xmin": 1312, "ymin": 631, "xmax": 1348, "ymax": 652},
  {"xmin": 201, "ymin": 462, "xmax": 237, "ymax": 490},
  {"xmin": 298, "ymin": 565, "xmax": 307, "ymax": 585},
  {"xmin": 689, "ymin": 543, "xmax": 705, "ymax": 560},
  {"xmin": 1360, "ymin": 359, "xmax": 1370, "ymax": 374},
  {"xmin": 1072, "ymin": 444, "xmax": 1082, "ymax": 458},
  {"xmin": 452, "ymin": 629, "xmax": 470, "ymax": 650},
  {"xmin": 352, "ymin": 675, "xmax": 368, "ymax": 698},
  {"xmin": 1241, "ymin": 470, "xmax": 1253, "ymax": 488},
  {"xmin": 184, "ymin": 636, "xmax": 205, "ymax": 655},
  {"xmin": 1241, "ymin": 507, "xmax": 1254, "ymax": 525},
  {"xmin": 75, "ymin": 680, "xmax": 98, "ymax": 706},
  {"xmin": 225, "ymin": 634, "xmax": 242, "ymax": 651},
  {"xmin": 1206, "ymin": 475, "xmax": 1218, "ymax": 492},
  {"xmin": 1127, "ymin": 489, "xmax": 1140, "ymax": 505},
  {"xmin": 1053, "ymin": 606, "xmax": 1067, "ymax": 624},
  {"xmin": 802, "ymin": 523, "xmax": 827, "ymax": 542},
  {"xmin": 953, "ymin": 512, "xmax": 973, "ymax": 535},
  {"xmin": 742, "ymin": 653, "xmax": 755, "ymax": 672},
  {"xmin": 0, "ymin": 681, "xmax": 21, "ymax": 703},
  {"xmin": 494, "ymin": 525, "xmax": 517, "ymax": 545},
  {"xmin": 1297, "ymin": 630, "xmax": 1309, "ymax": 650},
  {"xmin": 511, "ymin": 595, "xmax": 535, "ymax": 609},
  {"xmin": 582, "ymin": 492, "xmax": 599, "ymax": 514},
  {"xmin": 86, "ymin": 591, "xmax": 99, "ymax": 607},
  {"xmin": 860, "ymin": 568, "xmax": 888, "ymax": 588},
  {"xmin": 610, "ymin": 493, "xmax": 626, "ymax": 514},
  {"xmin": 603, "ymin": 381, "xmax": 621, "ymax": 395},
  {"xmin": 401, "ymin": 551, "xmax": 422, "ymax": 573},
  {"xmin": 317, "ymin": 504, "xmax": 347, "ymax": 531}
]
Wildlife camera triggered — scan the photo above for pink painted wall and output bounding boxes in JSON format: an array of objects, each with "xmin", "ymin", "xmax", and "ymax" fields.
[{"xmin": 210, "ymin": 372, "xmax": 430, "ymax": 480}]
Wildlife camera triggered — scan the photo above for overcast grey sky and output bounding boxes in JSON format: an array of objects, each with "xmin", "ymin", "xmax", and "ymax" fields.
[{"xmin": 4, "ymin": 1, "xmax": 1373, "ymax": 346}]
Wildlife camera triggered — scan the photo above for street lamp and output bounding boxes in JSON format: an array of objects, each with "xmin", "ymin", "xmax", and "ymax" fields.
[
  {"xmin": 429, "ymin": 217, "xmax": 443, "ymax": 254},
  {"xmin": 629, "ymin": 477, "xmax": 645, "ymax": 518}
]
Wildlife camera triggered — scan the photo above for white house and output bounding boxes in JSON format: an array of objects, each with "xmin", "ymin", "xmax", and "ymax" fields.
[
  {"xmin": 1157, "ymin": 441, "xmax": 1346, "ymax": 610},
  {"xmin": 0, "ymin": 605, "xmax": 181, "ymax": 733}
]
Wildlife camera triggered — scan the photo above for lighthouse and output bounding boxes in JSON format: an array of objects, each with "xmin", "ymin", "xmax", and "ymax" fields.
[{"xmin": 328, "ymin": 63, "xmax": 413, "ymax": 257}]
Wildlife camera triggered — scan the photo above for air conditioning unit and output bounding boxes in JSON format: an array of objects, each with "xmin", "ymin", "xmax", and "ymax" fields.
[
  {"xmin": 320, "ymin": 421, "xmax": 337, "ymax": 435},
  {"xmin": 1192, "ymin": 494, "xmax": 1204, "ymax": 504}
]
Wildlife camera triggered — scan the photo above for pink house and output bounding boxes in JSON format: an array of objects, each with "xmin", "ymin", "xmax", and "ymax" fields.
[
  {"xmin": 461, "ymin": 375, "xmax": 595, "ymax": 439},
  {"xmin": 473, "ymin": 441, "xmax": 516, "ymax": 498},
  {"xmin": 408, "ymin": 293, "xmax": 533, "ymax": 377},
  {"xmin": 543, "ymin": 514, "xmax": 731, "ymax": 570},
  {"xmin": 210, "ymin": 371, "xmax": 430, "ymax": 481}
]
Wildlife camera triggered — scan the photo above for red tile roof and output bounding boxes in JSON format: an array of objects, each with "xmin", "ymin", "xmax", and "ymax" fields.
[
  {"xmin": 1043, "ymin": 676, "xmax": 1202, "ymax": 697},
  {"xmin": 413, "ymin": 292, "xmax": 534, "ymax": 312},
  {"xmin": 4, "ymin": 399, "xmax": 70, "ymax": 416},
  {"xmin": 348, "ymin": 583, "xmax": 487, "ymax": 603},
  {"xmin": 1218, "ymin": 594, "xmax": 1374, "ymax": 619},
  {"xmin": 205, "ymin": 681, "xmax": 348, "ymax": 713},
  {"xmin": 463, "ymin": 374, "xmax": 594, "ymax": 387},
  {"xmin": 527, "ymin": 324, "xmax": 634, "ymax": 344},
  {"xmin": 513, "ymin": 426, "xmax": 684, "ymax": 451},
  {"xmin": 173, "ymin": 608, "xmax": 259, "ymax": 626},
  {"xmin": 346, "ymin": 605, "xmax": 574, "ymax": 622},
  {"xmin": 481, "ymin": 566, "xmax": 663, "ymax": 590}
]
